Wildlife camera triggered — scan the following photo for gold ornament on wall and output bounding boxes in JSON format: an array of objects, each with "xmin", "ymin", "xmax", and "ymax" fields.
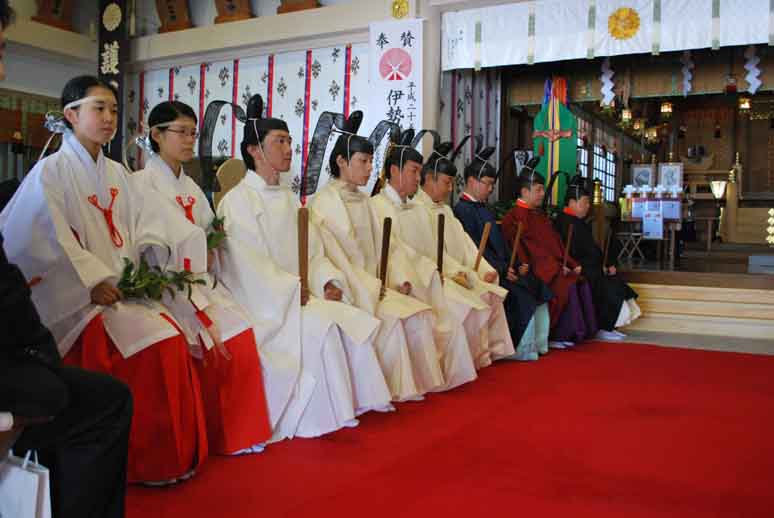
[
  {"xmin": 102, "ymin": 3, "xmax": 122, "ymax": 32},
  {"xmin": 392, "ymin": 0, "xmax": 409, "ymax": 19},
  {"xmin": 608, "ymin": 7, "xmax": 640, "ymax": 41}
]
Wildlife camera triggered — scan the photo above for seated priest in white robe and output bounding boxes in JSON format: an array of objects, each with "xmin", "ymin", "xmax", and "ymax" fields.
[
  {"xmin": 413, "ymin": 139, "xmax": 515, "ymax": 368},
  {"xmin": 0, "ymin": 77, "xmax": 207, "ymax": 485},
  {"xmin": 132, "ymin": 100, "xmax": 272, "ymax": 456},
  {"xmin": 309, "ymin": 114, "xmax": 443, "ymax": 399},
  {"xmin": 216, "ymin": 95, "xmax": 391, "ymax": 441},
  {"xmin": 370, "ymin": 139, "xmax": 478, "ymax": 391}
]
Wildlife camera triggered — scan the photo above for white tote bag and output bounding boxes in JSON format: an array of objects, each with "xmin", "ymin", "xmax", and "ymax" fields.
[{"xmin": 0, "ymin": 450, "xmax": 52, "ymax": 518}]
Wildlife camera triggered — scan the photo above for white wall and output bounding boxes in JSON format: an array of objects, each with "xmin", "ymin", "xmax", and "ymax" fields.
[
  {"xmin": 4, "ymin": 44, "xmax": 93, "ymax": 98},
  {"xmin": 5, "ymin": 1, "xmax": 96, "ymax": 98}
]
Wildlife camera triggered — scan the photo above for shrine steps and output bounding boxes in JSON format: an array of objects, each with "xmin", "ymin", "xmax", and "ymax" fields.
[{"xmin": 620, "ymin": 271, "xmax": 774, "ymax": 342}]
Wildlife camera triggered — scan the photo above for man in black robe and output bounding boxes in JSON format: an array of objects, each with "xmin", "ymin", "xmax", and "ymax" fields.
[
  {"xmin": 453, "ymin": 150, "xmax": 553, "ymax": 359},
  {"xmin": 0, "ymin": 2, "xmax": 132, "ymax": 516},
  {"xmin": 554, "ymin": 177, "xmax": 641, "ymax": 340}
]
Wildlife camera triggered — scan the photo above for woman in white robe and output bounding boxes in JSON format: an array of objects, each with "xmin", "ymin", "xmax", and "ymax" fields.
[
  {"xmin": 131, "ymin": 100, "xmax": 272, "ymax": 456},
  {"xmin": 217, "ymin": 96, "xmax": 390, "ymax": 441},
  {"xmin": 0, "ymin": 76, "xmax": 207, "ymax": 484}
]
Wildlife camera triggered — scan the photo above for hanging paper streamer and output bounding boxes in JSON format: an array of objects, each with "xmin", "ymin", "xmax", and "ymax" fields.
[
  {"xmin": 711, "ymin": 0, "xmax": 720, "ymax": 51},
  {"xmin": 770, "ymin": 0, "xmax": 774, "ymax": 46},
  {"xmin": 527, "ymin": 4, "xmax": 536, "ymax": 65},
  {"xmin": 586, "ymin": 2, "xmax": 596, "ymax": 60},
  {"xmin": 600, "ymin": 57, "xmax": 615, "ymax": 106},
  {"xmin": 651, "ymin": 0, "xmax": 662, "ymax": 55},
  {"xmin": 680, "ymin": 50, "xmax": 694, "ymax": 97},
  {"xmin": 473, "ymin": 19, "xmax": 482, "ymax": 72},
  {"xmin": 744, "ymin": 45, "xmax": 762, "ymax": 94}
]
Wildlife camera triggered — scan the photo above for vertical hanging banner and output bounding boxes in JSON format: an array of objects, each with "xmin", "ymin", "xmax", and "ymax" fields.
[
  {"xmin": 369, "ymin": 18, "xmax": 423, "ymax": 131},
  {"xmin": 98, "ymin": 0, "xmax": 129, "ymax": 162}
]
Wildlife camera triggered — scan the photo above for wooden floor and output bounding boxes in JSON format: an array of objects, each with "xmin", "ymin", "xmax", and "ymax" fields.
[{"xmin": 619, "ymin": 242, "xmax": 773, "ymax": 275}]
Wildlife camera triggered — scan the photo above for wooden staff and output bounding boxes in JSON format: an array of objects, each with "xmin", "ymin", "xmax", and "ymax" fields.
[
  {"xmin": 507, "ymin": 221, "xmax": 524, "ymax": 271},
  {"xmin": 562, "ymin": 222, "xmax": 574, "ymax": 273},
  {"xmin": 473, "ymin": 222, "xmax": 492, "ymax": 273},
  {"xmin": 379, "ymin": 217, "xmax": 392, "ymax": 301},
  {"xmin": 298, "ymin": 207, "xmax": 309, "ymax": 306},
  {"xmin": 437, "ymin": 214, "xmax": 445, "ymax": 283},
  {"xmin": 602, "ymin": 227, "xmax": 612, "ymax": 274}
]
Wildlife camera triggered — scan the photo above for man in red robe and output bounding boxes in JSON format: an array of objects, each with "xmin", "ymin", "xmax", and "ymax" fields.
[{"xmin": 501, "ymin": 165, "xmax": 597, "ymax": 347}]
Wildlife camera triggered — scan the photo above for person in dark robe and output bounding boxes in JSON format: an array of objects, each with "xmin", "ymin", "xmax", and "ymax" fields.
[
  {"xmin": 554, "ymin": 177, "xmax": 641, "ymax": 341},
  {"xmin": 0, "ymin": 178, "xmax": 19, "ymax": 210},
  {"xmin": 501, "ymin": 165, "xmax": 598, "ymax": 347},
  {"xmin": 0, "ymin": 252, "xmax": 133, "ymax": 518},
  {"xmin": 453, "ymin": 149, "xmax": 553, "ymax": 359}
]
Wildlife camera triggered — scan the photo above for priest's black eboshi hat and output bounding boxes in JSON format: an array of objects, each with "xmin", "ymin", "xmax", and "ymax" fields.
[
  {"xmin": 565, "ymin": 173, "xmax": 593, "ymax": 203},
  {"xmin": 328, "ymin": 111, "xmax": 374, "ymax": 178},
  {"xmin": 516, "ymin": 156, "xmax": 544, "ymax": 192},
  {"xmin": 459, "ymin": 135, "xmax": 497, "ymax": 180},
  {"xmin": 415, "ymin": 130, "xmax": 456, "ymax": 184},
  {"xmin": 242, "ymin": 94, "xmax": 289, "ymax": 147},
  {"xmin": 383, "ymin": 128, "xmax": 423, "ymax": 180}
]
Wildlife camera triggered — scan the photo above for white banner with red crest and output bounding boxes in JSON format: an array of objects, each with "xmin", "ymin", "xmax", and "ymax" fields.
[{"xmin": 369, "ymin": 18, "xmax": 424, "ymax": 132}]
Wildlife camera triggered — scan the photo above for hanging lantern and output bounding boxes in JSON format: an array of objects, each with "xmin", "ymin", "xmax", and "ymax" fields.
[
  {"xmin": 710, "ymin": 180, "xmax": 728, "ymax": 201},
  {"xmin": 660, "ymin": 100, "xmax": 673, "ymax": 118},
  {"xmin": 646, "ymin": 127, "xmax": 659, "ymax": 143},
  {"xmin": 738, "ymin": 96, "xmax": 752, "ymax": 113},
  {"xmin": 621, "ymin": 108, "xmax": 632, "ymax": 123}
]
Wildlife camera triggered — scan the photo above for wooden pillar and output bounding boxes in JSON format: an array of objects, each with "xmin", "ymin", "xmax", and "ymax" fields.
[{"xmin": 723, "ymin": 156, "xmax": 740, "ymax": 243}]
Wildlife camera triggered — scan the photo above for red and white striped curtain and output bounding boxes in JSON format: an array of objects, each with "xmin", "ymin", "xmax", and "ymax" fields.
[{"xmin": 124, "ymin": 43, "xmax": 368, "ymax": 193}]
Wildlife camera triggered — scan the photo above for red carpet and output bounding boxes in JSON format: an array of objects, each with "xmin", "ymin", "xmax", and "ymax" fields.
[{"xmin": 127, "ymin": 342, "xmax": 774, "ymax": 517}]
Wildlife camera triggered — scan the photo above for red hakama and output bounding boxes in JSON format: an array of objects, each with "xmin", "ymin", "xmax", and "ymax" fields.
[
  {"xmin": 64, "ymin": 313, "xmax": 208, "ymax": 483},
  {"xmin": 194, "ymin": 328, "xmax": 272, "ymax": 455}
]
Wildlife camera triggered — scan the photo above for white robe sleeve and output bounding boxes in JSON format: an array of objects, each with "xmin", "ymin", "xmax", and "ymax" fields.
[
  {"xmin": 308, "ymin": 221, "xmax": 351, "ymax": 302},
  {"xmin": 310, "ymin": 206, "xmax": 378, "ymax": 313},
  {"xmin": 217, "ymin": 189, "xmax": 300, "ymax": 346},
  {"xmin": 0, "ymin": 159, "xmax": 113, "ymax": 327}
]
